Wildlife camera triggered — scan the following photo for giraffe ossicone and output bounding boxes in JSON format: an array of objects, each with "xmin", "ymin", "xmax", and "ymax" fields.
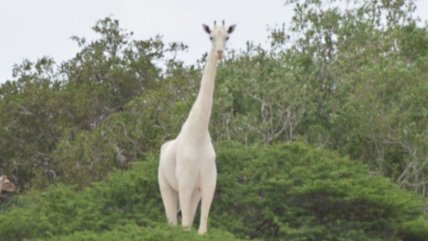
[{"xmin": 158, "ymin": 21, "xmax": 236, "ymax": 235}]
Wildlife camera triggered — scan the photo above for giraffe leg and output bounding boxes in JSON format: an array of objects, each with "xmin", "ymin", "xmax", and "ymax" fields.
[
  {"xmin": 190, "ymin": 189, "xmax": 202, "ymax": 226},
  {"xmin": 198, "ymin": 178, "xmax": 216, "ymax": 235},
  {"xmin": 178, "ymin": 182, "xmax": 195, "ymax": 229},
  {"xmin": 158, "ymin": 172, "xmax": 178, "ymax": 225}
]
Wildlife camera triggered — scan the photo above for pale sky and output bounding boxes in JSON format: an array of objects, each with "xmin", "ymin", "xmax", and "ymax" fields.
[{"xmin": 0, "ymin": 0, "xmax": 427, "ymax": 83}]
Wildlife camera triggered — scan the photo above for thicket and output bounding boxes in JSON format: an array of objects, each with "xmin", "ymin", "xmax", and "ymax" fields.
[
  {"xmin": 1, "ymin": 0, "xmax": 428, "ymax": 196},
  {"xmin": 1, "ymin": 143, "xmax": 427, "ymax": 241},
  {"xmin": 0, "ymin": 0, "xmax": 428, "ymax": 240}
]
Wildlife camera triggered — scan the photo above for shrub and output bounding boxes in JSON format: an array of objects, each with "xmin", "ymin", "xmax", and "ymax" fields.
[
  {"xmin": 1, "ymin": 143, "xmax": 427, "ymax": 241},
  {"xmin": 0, "ymin": 160, "xmax": 163, "ymax": 241},
  {"xmin": 30, "ymin": 224, "xmax": 245, "ymax": 241},
  {"xmin": 211, "ymin": 142, "xmax": 428, "ymax": 241}
]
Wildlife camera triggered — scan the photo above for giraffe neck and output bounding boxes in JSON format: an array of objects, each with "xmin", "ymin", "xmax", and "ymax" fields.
[{"xmin": 182, "ymin": 47, "xmax": 218, "ymax": 138}]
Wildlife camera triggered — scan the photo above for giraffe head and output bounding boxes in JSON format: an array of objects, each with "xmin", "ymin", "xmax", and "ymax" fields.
[
  {"xmin": 203, "ymin": 20, "xmax": 236, "ymax": 60},
  {"xmin": 0, "ymin": 175, "xmax": 17, "ymax": 193}
]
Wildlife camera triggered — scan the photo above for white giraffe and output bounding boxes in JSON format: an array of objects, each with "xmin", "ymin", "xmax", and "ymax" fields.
[{"xmin": 158, "ymin": 21, "xmax": 236, "ymax": 235}]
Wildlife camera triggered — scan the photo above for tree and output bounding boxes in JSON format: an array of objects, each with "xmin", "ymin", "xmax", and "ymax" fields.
[
  {"xmin": 272, "ymin": 0, "xmax": 428, "ymax": 196},
  {"xmin": 212, "ymin": 44, "xmax": 308, "ymax": 144},
  {"xmin": 0, "ymin": 17, "xmax": 184, "ymax": 189}
]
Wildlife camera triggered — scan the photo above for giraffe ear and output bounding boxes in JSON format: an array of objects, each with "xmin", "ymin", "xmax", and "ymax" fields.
[
  {"xmin": 227, "ymin": 24, "xmax": 236, "ymax": 34},
  {"xmin": 202, "ymin": 24, "xmax": 211, "ymax": 34}
]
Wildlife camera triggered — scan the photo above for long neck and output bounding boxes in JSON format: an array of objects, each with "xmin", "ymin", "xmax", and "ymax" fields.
[{"xmin": 185, "ymin": 47, "xmax": 218, "ymax": 133}]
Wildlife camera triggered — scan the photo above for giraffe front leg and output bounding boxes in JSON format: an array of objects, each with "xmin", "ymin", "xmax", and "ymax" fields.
[
  {"xmin": 198, "ymin": 179, "xmax": 216, "ymax": 235},
  {"xmin": 178, "ymin": 183, "xmax": 194, "ymax": 230},
  {"xmin": 190, "ymin": 189, "xmax": 202, "ymax": 225}
]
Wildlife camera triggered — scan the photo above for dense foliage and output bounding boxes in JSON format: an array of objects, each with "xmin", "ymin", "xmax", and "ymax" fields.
[
  {"xmin": 1, "ymin": 0, "xmax": 427, "ymax": 194},
  {"xmin": 0, "ymin": 17, "xmax": 187, "ymax": 188},
  {"xmin": 1, "ymin": 143, "xmax": 427, "ymax": 241},
  {"xmin": 1, "ymin": 0, "xmax": 428, "ymax": 240}
]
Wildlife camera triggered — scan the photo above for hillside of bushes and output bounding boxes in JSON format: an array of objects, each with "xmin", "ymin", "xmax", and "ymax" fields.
[
  {"xmin": 1, "ymin": 0, "xmax": 428, "ymax": 240},
  {"xmin": 1, "ymin": 143, "xmax": 428, "ymax": 241}
]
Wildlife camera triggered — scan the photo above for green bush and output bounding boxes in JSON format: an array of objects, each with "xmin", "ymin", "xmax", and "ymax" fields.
[
  {"xmin": 211, "ymin": 142, "xmax": 428, "ymax": 241},
  {"xmin": 0, "ymin": 160, "xmax": 163, "ymax": 241},
  {"xmin": 396, "ymin": 217, "xmax": 428, "ymax": 241},
  {"xmin": 30, "ymin": 224, "xmax": 245, "ymax": 241},
  {"xmin": 1, "ymin": 143, "xmax": 427, "ymax": 241}
]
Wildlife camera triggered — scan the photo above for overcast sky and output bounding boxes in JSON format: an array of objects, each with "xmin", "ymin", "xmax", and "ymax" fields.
[{"xmin": 1, "ymin": 0, "xmax": 427, "ymax": 84}]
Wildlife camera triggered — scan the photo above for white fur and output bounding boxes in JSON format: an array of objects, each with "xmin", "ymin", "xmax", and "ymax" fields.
[{"xmin": 158, "ymin": 22, "xmax": 235, "ymax": 235}]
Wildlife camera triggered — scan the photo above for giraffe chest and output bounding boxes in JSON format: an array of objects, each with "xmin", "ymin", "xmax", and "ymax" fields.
[{"xmin": 177, "ymin": 143, "xmax": 214, "ymax": 162}]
